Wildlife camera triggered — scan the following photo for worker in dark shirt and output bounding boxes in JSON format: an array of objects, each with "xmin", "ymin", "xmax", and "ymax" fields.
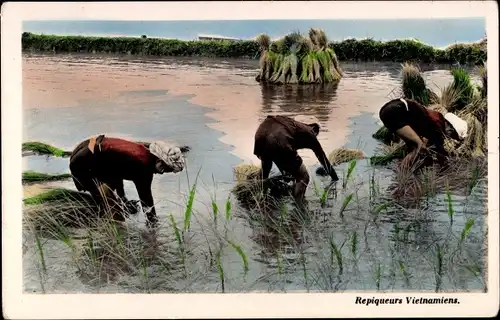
[
  {"xmin": 69, "ymin": 135, "xmax": 186, "ymax": 227},
  {"xmin": 253, "ymin": 115, "xmax": 339, "ymax": 208},
  {"xmin": 379, "ymin": 98, "xmax": 468, "ymax": 166}
]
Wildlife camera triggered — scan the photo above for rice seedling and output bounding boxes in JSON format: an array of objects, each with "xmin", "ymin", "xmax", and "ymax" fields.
[
  {"xmin": 342, "ymin": 160, "xmax": 357, "ymax": 189},
  {"xmin": 339, "ymin": 194, "xmax": 354, "ymax": 219},
  {"xmin": 228, "ymin": 240, "xmax": 249, "ymax": 276},
  {"xmin": 329, "ymin": 236, "xmax": 344, "ymax": 276},
  {"xmin": 375, "ymin": 264, "xmax": 382, "ymax": 291},
  {"xmin": 445, "ymin": 189, "xmax": 454, "ymax": 225},
  {"xmin": 460, "ymin": 218, "xmax": 475, "ymax": 246},
  {"xmin": 215, "ymin": 249, "xmax": 225, "ymax": 293},
  {"xmin": 183, "ymin": 171, "xmax": 199, "ymax": 232},
  {"xmin": 22, "ymin": 141, "xmax": 72, "ymax": 157},
  {"xmin": 22, "ymin": 171, "xmax": 72, "ymax": 184},
  {"xmin": 434, "ymin": 243, "xmax": 444, "ymax": 292}
]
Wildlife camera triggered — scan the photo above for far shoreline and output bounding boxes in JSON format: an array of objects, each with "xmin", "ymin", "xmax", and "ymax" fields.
[{"xmin": 22, "ymin": 32, "xmax": 487, "ymax": 65}]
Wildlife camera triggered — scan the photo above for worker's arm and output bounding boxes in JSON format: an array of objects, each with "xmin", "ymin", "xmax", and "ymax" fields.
[
  {"xmin": 307, "ymin": 134, "xmax": 339, "ymax": 181},
  {"xmin": 133, "ymin": 173, "xmax": 157, "ymax": 226},
  {"xmin": 261, "ymin": 158, "xmax": 273, "ymax": 180}
]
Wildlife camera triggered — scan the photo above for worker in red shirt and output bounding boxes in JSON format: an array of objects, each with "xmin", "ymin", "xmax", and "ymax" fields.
[
  {"xmin": 378, "ymin": 98, "xmax": 468, "ymax": 167},
  {"xmin": 253, "ymin": 115, "xmax": 339, "ymax": 210},
  {"xmin": 69, "ymin": 135, "xmax": 186, "ymax": 227}
]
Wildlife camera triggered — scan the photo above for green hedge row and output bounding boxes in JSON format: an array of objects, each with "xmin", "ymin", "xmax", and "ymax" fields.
[{"xmin": 22, "ymin": 32, "xmax": 487, "ymax": 65}]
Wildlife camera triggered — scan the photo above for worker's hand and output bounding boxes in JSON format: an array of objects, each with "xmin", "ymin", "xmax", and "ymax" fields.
[{"xmin": 422, "ymin": 137, "xmax": 429, "ymax": 146}]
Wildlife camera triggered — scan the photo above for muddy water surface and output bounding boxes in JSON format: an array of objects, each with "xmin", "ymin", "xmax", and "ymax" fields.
[{"xmin": 22, "ymin": 53, "xmax": 487, "ymax": 293}]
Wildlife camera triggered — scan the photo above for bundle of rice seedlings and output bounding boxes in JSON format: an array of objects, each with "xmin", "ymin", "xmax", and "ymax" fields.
[
  {"xmin": 449, "ymin": 67, "xmax": 476, "ymax": 111},
  {"xmin": 22, "ymin": 141, "xmax": 72, "ymax": 157},
  {"xmin": 326, "ymin": 47, "xmax": 343, "ymax": 79},
  {"xmin": 282, "ymin": 31, "xmax": 302, "ymax": 53},
  {"xmin": 454, "ymin": 113, "xmax": 486, "ymax": 158},
  {"xmin": 231, "ymin": 175, "xmax": 293, "ymax": 210},
  {"xmin": 256, "ymin": 33, "xmax": 271, "ymax": 52},
  {"xmin": 233, "ymin": 163, "xmax": 261, "ymax": 182},
  {"xmin": 311, "ymin": 52, "xmax": 322, "ymax": 83},
  {"xmin": 477, "ymin": 63, "xmax": 487, "ymax": 99},
  {"xmin": 300, "ymin": 52, "xmax": 315, "ymax": 83},
  {"xmin": 372, "ymin": 126, "xmax": 400, "ymax": 145},
  {"xmin": 370, "ymin": 141, "xmax": 408, "ymax": 166},
  {"xmin": 287, "ymin": 43, "xmax": 300, "ymax": 84},
  {"xmin": 309, "ymin": 28, "xmax": 327, "ymax": 49},
  {"xmin": 22, "ymin": 171, "xmax": 72, "ymax": 184},
  {"xmin": 438, "ymin": 84, "xmax": 463, "ymax": 112},
  {"xmin": 328, "ymin": 148, "xmax": 366, "ymax": 165},
  {"xmin": 400, "ymin": 63, "xmax": 436, "ymax": 106},
  {"xmin": 315, "ymin": 148, "xmax": 366, "ymax": 176},
  {"xmin": 316, "ymin": 49, "xmax": 333, "ymax": 83},
  {"xmin": 257, "ymin": 28, "xmax": 343, "ymax": 85},
  {"xmin": 459, "ymin": 95, "xmax": 487, "ymax": 124},
  {"xmin": 388, "ymin": 152, "xmax": 427, "ymax": 205}
]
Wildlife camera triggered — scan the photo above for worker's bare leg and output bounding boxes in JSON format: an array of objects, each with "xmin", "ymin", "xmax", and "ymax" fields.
[{"xmin": 292, "ymin": 164, "xmax": 310, "ymax": 211}]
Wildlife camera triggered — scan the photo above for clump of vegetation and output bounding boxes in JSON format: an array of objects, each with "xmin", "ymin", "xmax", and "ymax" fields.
[
  {"xmin": 255, "ymin": 28, "xmax": 343, "ymax": 85},
  {"xmin": 22, "ymin": 171, "xmax": 72, "ymax": 184},
  {"xmin": 22, "ymin": 32, "xmax": 487, "ymax": 65},
  {"xmin": 22, "ymin": 142, "xmax": 72, "ymax": 157}
]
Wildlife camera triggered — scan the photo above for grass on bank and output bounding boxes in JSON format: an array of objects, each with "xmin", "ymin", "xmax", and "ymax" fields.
[{"xmin": 22, "ymin": 32, "xmax": 487, "ymax": 65}]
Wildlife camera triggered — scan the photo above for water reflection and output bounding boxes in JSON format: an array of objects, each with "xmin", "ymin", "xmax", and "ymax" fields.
[{"xmin": 260, "ymin": 83, "xmax": 339, "ymax": 124}]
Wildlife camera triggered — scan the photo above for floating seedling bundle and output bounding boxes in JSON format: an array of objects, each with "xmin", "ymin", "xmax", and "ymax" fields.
[{"xmin": 255, "ymin": 28, "xmax": 343, "ymax": 85}]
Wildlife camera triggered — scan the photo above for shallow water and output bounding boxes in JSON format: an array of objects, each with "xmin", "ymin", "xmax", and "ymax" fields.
[{"xmin": 22, "ymin": 53, "xmax": 487, "ymax": 293}]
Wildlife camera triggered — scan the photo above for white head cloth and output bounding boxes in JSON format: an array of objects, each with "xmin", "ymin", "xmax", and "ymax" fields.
[
  {"xmin": 444, "ymin": 112, "xmax": 468, "ymax": 139},
  {"xmin": 149, "ymin": 141, "xmax": 185, "ymax": 173}
]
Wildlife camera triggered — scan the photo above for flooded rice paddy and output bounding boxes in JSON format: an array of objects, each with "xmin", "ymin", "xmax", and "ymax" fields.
[{"xmin": 22, "ymin": 53, "xmax": 488, "ymax": 293}]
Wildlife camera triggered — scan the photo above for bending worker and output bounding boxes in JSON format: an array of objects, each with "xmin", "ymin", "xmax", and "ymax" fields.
[
  {"xmin": 253, "ymin": 115, "xmax": 339, "ymax": 209},
  {"xmin": 69, "ymin": 135, "xmax": 186, "ymax": 227},
  {"xmin": 379, "ymin": 98, "xmax": 468, "ymax": 166}
]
